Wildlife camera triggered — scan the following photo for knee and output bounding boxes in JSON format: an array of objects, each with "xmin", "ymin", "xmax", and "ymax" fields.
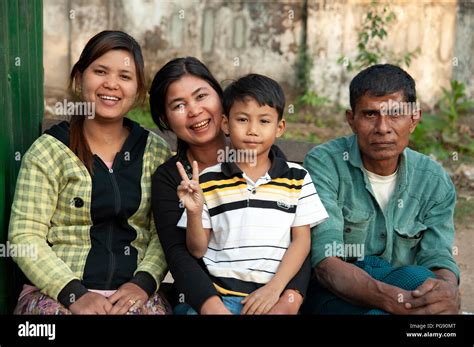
[
  {"xmin": 402, "ymin": 265, "xmax": 435, "ymax": 279},
  {"xmin": 385, "ymin": 265, "xmax": 435, "ymax": 291}
]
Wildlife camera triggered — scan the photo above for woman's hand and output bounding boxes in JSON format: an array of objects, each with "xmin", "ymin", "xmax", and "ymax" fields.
[
  {"xmin": 69, "ymin": 292, "xmax": 113, "ymax": 314},
  {"xmin": 240, "ymin": 283, "xmax": 281, "ymax": 315},
  {"xmin": 177, "ymin": 161, "xmax": 204, "ymax": 215},
  {"xmin": 107, "ymin": 282, "xmax": 149, "ymax": 315}
]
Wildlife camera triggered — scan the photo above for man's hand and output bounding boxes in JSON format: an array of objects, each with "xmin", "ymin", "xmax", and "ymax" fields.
[
  {"xmin": 266, "ymin": 289, "xmax": 303, "ymax": 314},
  {"xmin": 404, "ymin": 278, "xmax": 460, "ymax": 314},
  {"xmin": 382, "ymin": 288, "xmax": 418, "ymax": 314},
  {"xmin": 107, "ymin": 282, "xmax": 149, "ymax": 315},
  {"xmin": 69, "ymin": 292, "xmax": 113, "ymax": 314}
]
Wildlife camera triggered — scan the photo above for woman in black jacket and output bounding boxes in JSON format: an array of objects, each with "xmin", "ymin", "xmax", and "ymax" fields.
[{"xmin": 9, "ymin": 31, "xmax": 171, "ymax": 315}]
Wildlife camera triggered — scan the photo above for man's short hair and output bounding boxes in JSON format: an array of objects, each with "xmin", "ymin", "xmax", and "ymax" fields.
[
  {"xmin": 223, "ymin": 73, "xmax": 285, "ymax": 120},
  {"xmin": 349, "ymin": 64, "xmax": 417, "ymax": 111}
]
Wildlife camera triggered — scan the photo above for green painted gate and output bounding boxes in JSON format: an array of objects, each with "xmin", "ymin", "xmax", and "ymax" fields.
[{"xmin": 0, "ymin": 0, "xmax": 44, "ymax": 313}]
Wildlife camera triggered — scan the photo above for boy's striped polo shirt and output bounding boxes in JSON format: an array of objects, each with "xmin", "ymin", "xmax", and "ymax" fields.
[{"xmin": 177, "ymin": 152, "xmax": 329, "ymax": 295}]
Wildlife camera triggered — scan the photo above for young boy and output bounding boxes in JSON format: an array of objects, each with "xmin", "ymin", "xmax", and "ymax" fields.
[{"xmin": 176, "ymin": 74, "xmax": 328, "ymax": 314}]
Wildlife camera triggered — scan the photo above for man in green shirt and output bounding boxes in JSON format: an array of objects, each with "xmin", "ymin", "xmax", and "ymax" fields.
[{"xmin": 302, "ymin": 64, "xmax": 460, "ymax": 314}]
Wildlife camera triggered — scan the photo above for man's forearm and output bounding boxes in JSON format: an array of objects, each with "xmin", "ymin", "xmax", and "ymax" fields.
[
  {"xmin": 315, "ymin": 257, "xmax": 409, "ymax": 313},
  {"xmin": 432, "ymin": 268, "xmax": 458, "ymax": 286}
]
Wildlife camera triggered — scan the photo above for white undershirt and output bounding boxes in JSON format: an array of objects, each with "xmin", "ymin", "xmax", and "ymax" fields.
[{"xmin": 363, "ymin": 167, "xmax": 398, "ymax": 211}]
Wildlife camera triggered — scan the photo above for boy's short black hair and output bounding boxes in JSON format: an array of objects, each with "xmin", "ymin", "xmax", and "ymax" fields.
[
  {"xmin": 349, "ymin": 64, "xmax": 417, "ymax": 111},
  {"xmin": 223, "ymin": 73, "xmax": 285, "ymax": 120}
]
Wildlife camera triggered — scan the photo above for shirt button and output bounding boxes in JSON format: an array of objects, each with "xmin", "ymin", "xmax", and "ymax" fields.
[
  {"xmin": 73, "ymin": 197, "xmax": 84, "ymax": 208},
  {"xmin": 344, "ymin": 227, "xmax": 351, "ymax": 233},
  {"xmin": 252, "ymin": 189, "xmax": 256, "ymax": 194},
  {"xmin": 381, "ymin": 233, "xmax": 386, "ymax": 239}
]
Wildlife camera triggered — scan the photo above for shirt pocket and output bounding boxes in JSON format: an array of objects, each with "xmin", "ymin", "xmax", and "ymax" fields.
[
  {"xmin": 342, "ymin": 207, "xmax": 371, "ymax": 246},
  {"xmin": 393, "ymin": 221, "xmax": 426, "ymax": 266}
]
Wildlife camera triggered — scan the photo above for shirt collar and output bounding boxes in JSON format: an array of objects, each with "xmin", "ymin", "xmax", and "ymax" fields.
[{"xmin": 221, "ymin": 147, "xmax": 289, "ymax": 179}]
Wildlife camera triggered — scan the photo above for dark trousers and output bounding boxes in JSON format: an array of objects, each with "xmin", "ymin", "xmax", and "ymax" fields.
[{"xmin": 301, "ymin": 256, "xmax": 436, "ymax": 314}]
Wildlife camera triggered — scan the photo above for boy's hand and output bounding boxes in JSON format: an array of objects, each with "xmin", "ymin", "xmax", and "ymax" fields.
[
  {"xmin": 177, "ymin": 160, "xmax": 204, "ymax": 215},
  {"xmin": 240, "ymin": 283, "xmax": 281, "ymax": 315}
]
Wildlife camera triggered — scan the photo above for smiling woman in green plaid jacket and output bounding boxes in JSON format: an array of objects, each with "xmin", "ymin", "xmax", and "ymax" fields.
[{"xmin": 8, "ymin": 31, "xmax": 171, "ymax": 315}]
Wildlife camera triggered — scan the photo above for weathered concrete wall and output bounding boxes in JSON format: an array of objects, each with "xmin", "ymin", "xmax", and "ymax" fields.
[
  {"xmin": 44, "ymin": 0, "xmax": 303, "ymax": 97},
  {"xmin": 307, "ymin": 0, "xmax": 460, "ymax": 107},
  {"xmin": 43, "ymin": 0, "xmax": 472, "ymax": 110},
  {"xmin": 43, "ymin": 0, "xmax": 70, "ymax": 94},
  {"xmin": 453, "ymin": 0, "xmax": 474, "ymax": 99}
]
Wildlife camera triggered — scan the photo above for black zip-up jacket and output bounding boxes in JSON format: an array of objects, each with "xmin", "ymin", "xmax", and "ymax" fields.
[{"xmin": 9, "ymin": 118, "xmax": 170, "ymax": 307}]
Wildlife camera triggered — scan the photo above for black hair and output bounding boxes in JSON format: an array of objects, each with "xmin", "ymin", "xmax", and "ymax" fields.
[
  {"xmin": 149, "ymin": 57, "xmax": 223, "ymax": 154},
  {"xmin": 349, "ymin": 64, "xmax": 416, "ymax": 111},
  {"xmin": 223, "ymin": 73, "xmax": 285, "ymax": 121}
]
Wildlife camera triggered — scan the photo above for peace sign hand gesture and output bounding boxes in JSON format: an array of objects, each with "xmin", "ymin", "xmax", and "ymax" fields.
[{"xmin": 177, "ymin": 160, "xmax": 204, "ymax": 215}]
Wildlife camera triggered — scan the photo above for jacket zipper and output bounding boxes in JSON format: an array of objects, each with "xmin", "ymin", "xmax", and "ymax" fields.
[
  {"xmin": 107, "ymin": 167, "xmax": 120, "ymax": 288},
  {"xmin": 105, "ymin": 223, "xmax": 115, "ymax": 289},
  {"xmin": 109, "ymin": 167, "xmax": 121, "ymax": 215},
  {"xmin": 97, "ymin": 156, "xmax": 121, "ymax": 289}
]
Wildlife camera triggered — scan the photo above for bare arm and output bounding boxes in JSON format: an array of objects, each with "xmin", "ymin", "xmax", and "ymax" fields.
[
  {"xmin": 315, "ymin": 257, "xmax": 415, "ymax": 314},
  {"xmin": 176, "ymin": 160, "xmax": 211, "ymax": 258},
  {"xmin": 241, "ymin": 224, "xmax": 311, "ymax": 314},
  {"xmin": 186, "ymin": 213, "xmax": 211, "ymax": 259},
  {"xmin": 268, "ymin": 225, "xmax": 311, "ymax": 293},
  {"xmin": 152, "ymin": 160, "xmax": 228, "ymax": 313},
  {"xmin": 433, "ymin": 268, "xmax": 458, "ymax": 286}
]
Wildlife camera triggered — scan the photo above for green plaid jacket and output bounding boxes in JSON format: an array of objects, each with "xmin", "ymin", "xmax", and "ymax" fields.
[{"xmin": 8, "ymin": 125, "xmax": 171, "ymax": 302}]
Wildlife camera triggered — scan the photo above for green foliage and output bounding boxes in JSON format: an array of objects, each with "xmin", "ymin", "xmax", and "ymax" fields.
[
  {"xmin": 126, "ymin": 100, "xmax": 155, "ymax": 128},
  {"xmin": 296, "ymin": 45, "xmax": 312, "ymax": 94},
  {"xmin": 338, "ymin": 1, "xmax": 419, "ymax": 71},
  {"xmin": 411, "ymin": 80, "xmax": 474, "ymax": 160},
  {"xmin": 294, "ymin": 0, "xmax": 329, "ymax": 110},
  {"xmin": 295, "ymin": 0, "xmax": 310, "ymax": 93},
  {"xmin": 294, "ymin": 43, "xmax": 329, "ymax": 110},
  {"xmin": 440, "ymin": 80, "xmax": 474, "ymax": 132},
  {"xmin": 282, "ymin": 128, "xmax": 320, "ymax": 143},
  {"xmin": 296, "ymin": 90, "xmax": 329, "ymax": 109},
  {"xmin": 455, "ymin": 195, "xmax": 474, "ymax": 223}
]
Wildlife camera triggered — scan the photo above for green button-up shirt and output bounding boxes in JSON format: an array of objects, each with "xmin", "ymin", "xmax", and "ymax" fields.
[{"xmin": 303, "ymin": 135, "xmax": 460, "ymax": 280}]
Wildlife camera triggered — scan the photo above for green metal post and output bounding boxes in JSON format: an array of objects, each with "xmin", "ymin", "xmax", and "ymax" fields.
[{"xmin": 0, "ymin": 0, "xmax": 44, "ymax": 313}]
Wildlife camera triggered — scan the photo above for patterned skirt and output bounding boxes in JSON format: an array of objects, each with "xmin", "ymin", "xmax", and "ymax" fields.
[{"xmin": 13, "ymin": 285, "xmax": 172, "ymax": 315}]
